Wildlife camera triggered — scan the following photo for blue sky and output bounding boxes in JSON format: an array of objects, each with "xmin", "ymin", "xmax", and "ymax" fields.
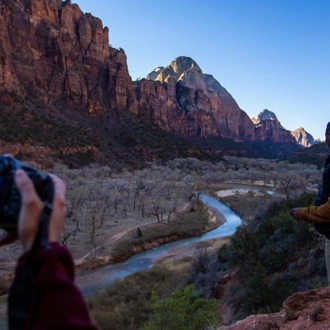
[{"xmin": 74, "ymin": 0, "xmax": 330, "ymax": 141}]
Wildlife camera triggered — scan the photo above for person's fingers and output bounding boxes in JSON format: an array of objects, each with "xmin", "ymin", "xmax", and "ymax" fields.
[
  {"xmin": 14, "ymin": 171, "xmax": 67, "ymax": 251},
  {"xmin": 15, "ymin": 170, "xmax": 43, "ymax": 252},
  {"xmin": 15, "ymin": 170, "xmax": 40, "ymax": 206},
  {"xmin": 49, "ymin": 174, "xmax": 66, "ymax": 204},
  {"xmin": 48, "ymin": 174, "xmax": 67, "ymax": 243},
  {"xmin": 290, "ymin": 208, "xmax": 301, "ymax": 220},
  {"xmin": 290, "ymin": 210, "xmax": 295, "ymax": 219}
]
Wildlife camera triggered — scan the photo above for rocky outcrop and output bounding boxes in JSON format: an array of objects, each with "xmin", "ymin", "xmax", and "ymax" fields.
[
  {"xmin": 135, "ymin": 57, "xmax": 256, "ymax": 141},
  {"xmin": 252, "ymin": 109, "xmax": 279, "ymax": 123},
  {"xmin": 134, "ymin": 58, "xmax": 295, "ymax": 144},
  {"xmin": 0, "ymin": 0, "xmax": 137, "ymax": 114},
  {"xmin": 291, "ymin": 127, "xmax": 319, "ymax": 147},
  {"xmin": 252, "ymin": 109, "xmax": 296, "ymax": 143},
  {"xmin": 219, "ymin": 287, "xmax": 330, "ymax": 330}
]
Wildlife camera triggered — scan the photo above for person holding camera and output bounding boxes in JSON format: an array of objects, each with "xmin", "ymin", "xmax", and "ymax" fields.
[{"xmin": 0, "ymin": 169, "xmax": 98, "ymax": 329}]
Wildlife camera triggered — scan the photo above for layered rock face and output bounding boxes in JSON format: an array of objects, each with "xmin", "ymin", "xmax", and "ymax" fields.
[
  {"xmin": 134, "ymin": 58, "xmax": 295, "ymax": 143},
  {"xmin": 252, "ymin": 109, "xmax": 279, "ymax": 123},
  {"xmin": 252, "ymin": 109, "xmax": 297, "ymax": 143},
  {"xmin": 0, "ymin": 0, "xmax": 137, "ymax": 114},
  {"xmin": 291, "ymin": 127, "xmax": 318, "ymax": 147},
  {"xmin": 0, "ymin": 0, "xmax": 302, "ymax": 152}
]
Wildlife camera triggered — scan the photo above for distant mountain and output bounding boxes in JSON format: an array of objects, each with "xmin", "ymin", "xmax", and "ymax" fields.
[
  {"xmin": 249, "ymin": 109, "xmax": 296, "ymax": 143},
  {"xmin": 252, "ymin": 109, "xmax": 280, "ymax": 125},
  {"xmin": 134, "ymin": 57, "xmax": 299, "ymax": 158},
  {"xmin": 135, "ymin": 56, "xmax": 257, "ymax": 141},
  {"xmin": 252, "ymin": 110, "xmax": 319, "ymax": 148},
  {"xmin": 146, "ymin": 66, "xmax": 165, "ymax": 80},
  {"xmin": 291, "ymin": 127, "xmax": 319, "ymax": 147}
]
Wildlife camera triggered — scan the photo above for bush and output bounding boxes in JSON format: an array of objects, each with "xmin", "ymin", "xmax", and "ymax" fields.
[
  {"xmin": 88, "ymin": 265, "xmax": 190, "ymax": 330},
  {"xmin": 242, "ymin": 262, "xmax": 272, "ymax": 314},
  {"xmin": 267, "ymin": 271, "xmax": 300, "ymax": 310},
  {"xmin": 144, "ymin": 285, "xmax": 221, "ymax": 330},
  {"xmin": 223, "ymin": 226, "xmax": 259, "ymax": 280}
]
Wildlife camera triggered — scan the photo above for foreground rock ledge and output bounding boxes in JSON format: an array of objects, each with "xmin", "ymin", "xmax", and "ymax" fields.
[{"xmin": 219, "ymin": 287, "xmax": 330, "ymax": 330}]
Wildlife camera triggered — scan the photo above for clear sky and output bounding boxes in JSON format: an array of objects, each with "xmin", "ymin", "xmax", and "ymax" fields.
[{"xmin": 74, "ymin": 0, "xmax": 330, "ymax": 141}]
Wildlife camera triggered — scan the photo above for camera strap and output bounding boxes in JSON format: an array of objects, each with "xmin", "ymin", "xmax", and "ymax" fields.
[{"xmin": 30, "ymin": 175, "xmax": 55, "ymax": 252}]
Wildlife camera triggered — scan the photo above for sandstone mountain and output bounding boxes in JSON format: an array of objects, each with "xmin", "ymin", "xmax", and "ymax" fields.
[
  {"xmin": 136, "ymin": 57, "xmax": 256, "ymax": 141},
  {"xmin": 135, "ymin": 58, "xmax": 297, "ymax": 145},
  {"xmin": 0, "ymin": 0, "xmax": 212, "ymax": 167},
  {"xmin": 0, "ymin": 0, "xmax": 302, "ymax": 165},
  {"xmin": 0, "ymin": 0, "xmax": 137, "ymax": 114},
  {"xmin": 252, "ymin": 109, "xmax": 279, "ymax": 123},
  {"xmin": 253, "ymin": 110, "xmax": 318, "ymax": 147},
  {"xmin": 291, "ymin": 127, "xmax": 319, "ymax": 147}
]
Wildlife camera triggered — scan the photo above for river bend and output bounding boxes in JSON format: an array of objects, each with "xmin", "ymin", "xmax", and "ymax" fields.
[{"xmin": 77, "ymin": 194, "xmax": 242, "ymax": 296}]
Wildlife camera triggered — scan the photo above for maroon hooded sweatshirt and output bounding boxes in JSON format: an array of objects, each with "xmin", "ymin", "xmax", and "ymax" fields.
[{"xmin": 9, "ymin": 243, "xmax": 98, "ymax": 330}]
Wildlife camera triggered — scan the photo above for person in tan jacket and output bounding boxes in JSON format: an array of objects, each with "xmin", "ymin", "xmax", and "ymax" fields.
[{"xmin": 291, "ymin": 122, "xmax": 330, "ymax": 285}]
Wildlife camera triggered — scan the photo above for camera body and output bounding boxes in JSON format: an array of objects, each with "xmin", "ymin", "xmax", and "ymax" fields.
[{"xmin": 0, "ymin": 154, "xmax": 52, "ymax": 230}]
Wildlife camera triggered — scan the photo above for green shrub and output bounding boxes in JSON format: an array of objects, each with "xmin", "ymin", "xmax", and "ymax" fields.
[
  {"xmin": 88, "ymin": 265, "xmax": 190, "ymax": 330},
  {"xmin": 144, "ymin": 285, "xmax": 221, "ymax": 330},
  {"xmin": 242, "ymin": 262, "xmax": 273, "ymax": 314}
]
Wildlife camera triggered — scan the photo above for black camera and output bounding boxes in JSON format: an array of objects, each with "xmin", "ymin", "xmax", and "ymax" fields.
[{"xmin": 0, "ymin": 154, "xmax": 53, "ymax": 231}]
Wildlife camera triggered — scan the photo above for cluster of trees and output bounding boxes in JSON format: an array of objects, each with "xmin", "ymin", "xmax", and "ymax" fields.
[
  {"xmin": 49, "ymin": 156, "xmax": 321, "ymax": 260},
  {"xmin": 217, "ymin": 193, "xmax": 325, "ymax": 320}
]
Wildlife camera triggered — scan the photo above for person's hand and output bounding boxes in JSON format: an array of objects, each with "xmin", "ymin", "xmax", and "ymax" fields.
[
  {"xmin": 290, "ymin": 208, "xmax": 301, "ymax": 220},
  {"xmin": 14, "ymin": 169, "xmax": 67, "ymax": 252}
]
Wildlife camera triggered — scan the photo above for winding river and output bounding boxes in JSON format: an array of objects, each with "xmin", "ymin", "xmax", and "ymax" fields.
[{"xmin": 77, "ymin": 194, "xmax": 242, "ymax": 296}]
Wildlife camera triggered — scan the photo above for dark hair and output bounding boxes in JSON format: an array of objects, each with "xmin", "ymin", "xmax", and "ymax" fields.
[{"xmin": 327, "ymin": 122, "xmax": 330, "ymax": 134}]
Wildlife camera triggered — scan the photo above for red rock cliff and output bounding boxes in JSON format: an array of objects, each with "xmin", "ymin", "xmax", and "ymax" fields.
[
  {"xmin": 134, "ymin": 57, "xmax": 256, "ymax": 142},
  {"xmin": 0, "ymin": 1, "xmax": 297, "ymax": 147},
  {"xmin": 0, "ymin": 0, "xmax": 137, "ymax": 114},
  {"xmin": 134, "ymin": 57, "xmax": 296, "ymax": 143},
  {"xmin": 252, "ymin": 109, "xmax": 297, "ymax": 143}
]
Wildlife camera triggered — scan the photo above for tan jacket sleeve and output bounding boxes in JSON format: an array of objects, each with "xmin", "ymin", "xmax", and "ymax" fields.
[{"xmin": 297, "ymin": 197, "xmax": 330, "ymax": 223}]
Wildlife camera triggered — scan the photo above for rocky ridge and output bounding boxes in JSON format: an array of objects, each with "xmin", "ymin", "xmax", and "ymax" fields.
[
  {"xmin": 0, "ymin": 0, "xmax": 304, "ymax": 162},
  {"xmin": 253, "ymin": 110, "xmax": 318, "ymax": 147},
  {"xmin": 252, "ymin": 109, "xmax": 279, "ymax": 124},
  {"xmin": 291, "ymin": 127, "xmax": 319, "ymax": 147},
  {"xmin": 135, "ymin": 58, "xmax": 297, "ymax": 145}
]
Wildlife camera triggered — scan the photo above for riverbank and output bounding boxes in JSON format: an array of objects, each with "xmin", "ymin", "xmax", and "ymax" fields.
[
  {"xmin": 75, "ymin": 200, "xmax": 226, "ymax": 273},
  {"xmin": 75, "ymin": 193, "xmax": 242, "ymax": 298}
]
